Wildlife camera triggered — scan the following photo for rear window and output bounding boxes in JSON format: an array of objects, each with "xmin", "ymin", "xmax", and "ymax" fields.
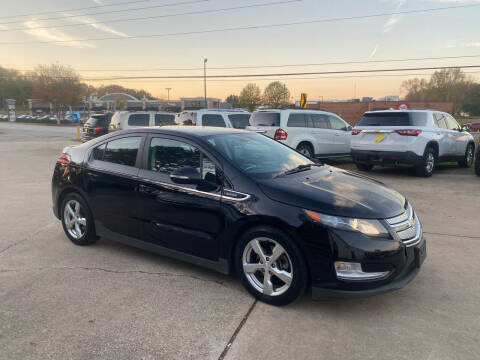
[
  {"xmin": 228, "ymin": 114, "xmax": 251, "ymax": 129},
  {"xmin": 250, "ymin": 112, "xmax": 280, "ymax": 127},
  {"xmin": 86, "ymin": 115, "xmax": 109, "ymax": 126},
  {"xmin": 154, "ymin": 113, "xmax": 175, "ymax": 126},
  {"xmin": 202, "ymin": 114, "xmax": 226, "ymax": 127},
  {"xmin": 358, "ymin": 112, "xmax": 428, "ymax": 127},
  {"xmin": 128, "ymin": 114, "xmax": 150, "ymax": 126}
]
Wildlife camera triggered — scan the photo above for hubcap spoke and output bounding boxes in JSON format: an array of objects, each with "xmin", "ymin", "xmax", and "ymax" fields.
[
  {"xmin": 67, "ymin": 204, "xmax": 75, "ymax": 217},
  {"xmin": 77, "ymin": 217, "xmax": 86, "ymax": 226},
  {"xmin": 271, "ymin": 267, "xmax": 292, "ymax": 286},
  {"xmin": 263, "ymin": 273, "xmax": 274, "ymax": 295},
  {"xmin": 243, "ymin": 263, "xmax": 263, "ymax": 274},
  {"xmin": 270, "ymin": 244, "xmax": 284, "ymax": 263},
  {"xmin": 250, "ymin": 239, "xmax": 266, "ymax": 261}
]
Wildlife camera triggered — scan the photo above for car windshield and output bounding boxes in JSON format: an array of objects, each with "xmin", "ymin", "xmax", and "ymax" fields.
[
  {"xmin": 249, "ymin": 112, "xmax": 280, "ymax": 127},
  {"xmin": 204, "ymin": 132, "xmax": 313, "ymax": 179},
  {"xmin": 357, "ymin": 112, "xmax": 427, "ymax": 127},
  {"xmin": 228, "ymin": 114, "xmax": 251, "ymax": 129}
]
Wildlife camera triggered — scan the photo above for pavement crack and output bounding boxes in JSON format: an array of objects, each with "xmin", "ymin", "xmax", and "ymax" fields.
[
  {"xmin": 0, "ymin": 266, "xmax": 226, "ymax": 287},
  {"xmin": 218, "ymin": 299, "xmax": 257, "ymax": 360},
  {"xmin": 424, "ymin": 231, "xmax": 480, "ymax": 239},
  {"xmin": 0, "ymin": 222, "xmax": 56, "ymax": 255}
]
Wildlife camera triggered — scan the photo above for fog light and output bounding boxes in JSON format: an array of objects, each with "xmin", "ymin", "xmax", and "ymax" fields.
[{"xmin": 334, "ymin": 261, "xmax": 390, "ymax": 281}]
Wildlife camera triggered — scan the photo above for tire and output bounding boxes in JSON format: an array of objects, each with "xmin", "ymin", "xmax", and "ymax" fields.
[
  {"xmin": 61, "ymin": 192, "xmax": 98, "ymax": 246},
  {"xmin": 415, "ymin": 147, "xmax": 436, "ymax": 177},
  {"xmin": 234, "ymin": 226, "xmax": 308, "ymax": 306},
  {"xmin": 458, "ymin": 143, "xmax": 475, "ymax": 168},
  {"xmin": 475, "ymin": 152, "xmax": 480, "ymax": 176},
  {"xmin": 296, "ymin": 143, "xmax": 314, "ymax": 159},
  {"xmin": 355, "ymin": 163, "xmax": 374, "ymax": 172}
]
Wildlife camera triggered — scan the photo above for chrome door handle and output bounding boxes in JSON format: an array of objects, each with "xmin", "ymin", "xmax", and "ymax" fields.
[{"xmin": 139, "ymin": 184, "xmax": 155, "ymax": 194}]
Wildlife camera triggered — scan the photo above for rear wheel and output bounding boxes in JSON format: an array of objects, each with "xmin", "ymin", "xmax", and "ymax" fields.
[
  {"xmin": 458, "ymin": 143, "xmax": 474, "ymax": 168},
  {"xmin": 355, "ymin": 163, "xmax": 374, "ymax": 172},
  {"xmin": 235, "ymin": 227, "xmax": 308, "ymax": 306},
  {"xmin": 61, "ymin": 193, "xmax": 98, "ymax": 246},
  {"xmin": 416, "ymin": 147, "xmax": 436, "ymax": 177},
  {"xmin": 296, "ymin": 143, "xmax": 314, "ymax": 159}
]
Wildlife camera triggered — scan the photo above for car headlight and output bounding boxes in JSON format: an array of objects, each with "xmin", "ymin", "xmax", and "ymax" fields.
[{"xmin": 305, "ymin": 210, "xmax": 390, "ymax": 238}]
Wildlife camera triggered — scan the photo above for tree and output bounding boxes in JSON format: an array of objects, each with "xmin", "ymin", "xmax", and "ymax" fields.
[
  {"xmin": 401, "ymin": 78, "xmax": 428, "ymax": 101},
  {"xmin": 225, "ymin": 94, "xmax": 240, "ymax": 108},
  {"xmin": 463, "ymin": 84, "xmax": 480, "ymax": 116},
  {"xmin": 239, "ymin": 84, "xmax": 262, "ymax": 112},
  {"xmin": 31, "ymin": 64, "xmax": 84, "ymax": 123},
  {"xmin": 0, "ymin": 66, "xmax": 33, "ymax": 109},
  {"xmin": 263, "ymin": 81, "xmax": 291, "ymax": 108}
]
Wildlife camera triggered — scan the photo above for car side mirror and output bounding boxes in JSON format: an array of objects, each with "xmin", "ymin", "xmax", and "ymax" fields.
[
  {"xmin": 346, "ymin": 125, "xmax": 353, "ymax": 131},
  {"xmin": 170, "ymin": 166, "xmax": 201, "ymax": 185},
  {"xmin": 461, "ymin": 126, "xmax": 468, "ymax": 132}
]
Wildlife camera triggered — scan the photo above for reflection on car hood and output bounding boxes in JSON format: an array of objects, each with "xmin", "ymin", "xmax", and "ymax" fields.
[{"xmin": 257, "ymin": 166, "xmax": 406, "ymax": 219}]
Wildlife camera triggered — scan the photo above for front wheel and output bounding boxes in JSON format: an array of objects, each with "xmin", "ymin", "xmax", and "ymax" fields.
[
  {"xmin": 235, "ymin": 227, "xmax": 308, "ymax": 306},
  {"xmin": 459, "ymin": 144, "xmax": 474, "ymax": 168},
  {"xmin": 296, "ymin": 143, "xmax": 314, "ymax": 159},
  {"xmin": 416, "ymin": 147, "xmax": 436, "ymax": 177},
  {"xmin": 61, "ymin": 193, "xmax": 98, "ymax": 246}
]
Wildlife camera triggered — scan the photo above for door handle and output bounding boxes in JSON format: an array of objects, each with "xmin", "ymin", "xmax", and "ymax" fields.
[
  {"xmin": 86, "ymin": 171, "xmax": 99, "ymax": 178},
  {"xmin": 138, "ymin": 184, "xmax": 156, "ymax": 194}
]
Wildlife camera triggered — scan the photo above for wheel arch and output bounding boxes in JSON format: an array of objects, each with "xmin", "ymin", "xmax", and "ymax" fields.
[
  {"xmin": 425, "ymin": 141, "xmax": 439, "ymax": 156},
  {"xmin": 57, "ymin": 186, "xmax": 93, "ymax": 221},
  {"xmin": 296, "ymin": 140, "xmax": 315, "ymax": 155}
]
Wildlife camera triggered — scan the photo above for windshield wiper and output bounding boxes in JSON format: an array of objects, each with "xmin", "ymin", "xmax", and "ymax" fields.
[{"xmin": 274, "ymin": 163, "xmax": 323, "ymax": 178}]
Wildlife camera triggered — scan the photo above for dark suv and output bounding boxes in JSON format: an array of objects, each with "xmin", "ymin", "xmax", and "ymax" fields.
[
  {"xmin": 52, "ymin": 127, "xmax": 426, "ymax": 305},
  {"xmin": 81, "ymin": 113, "xmax": 113, "ymax": 142}
]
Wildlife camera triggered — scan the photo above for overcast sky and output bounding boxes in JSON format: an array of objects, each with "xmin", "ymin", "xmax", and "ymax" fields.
[{"xmin": 1, "ymin": 0, "xmax": 480, "ymax": 100}]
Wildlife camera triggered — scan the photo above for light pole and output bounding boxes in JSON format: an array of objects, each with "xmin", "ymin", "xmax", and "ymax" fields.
[
  {"xmin": 165, "ymin": 88, "xmax": 172, "ymax": 101},
  {"xmin": 204, "ymin": 58, "xmax": 208, "ymax": 108}
]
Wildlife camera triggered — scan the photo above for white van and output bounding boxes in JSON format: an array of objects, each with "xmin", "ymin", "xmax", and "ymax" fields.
[
  {"xmin": 174, "ymin": 109, "xmax": 251, "ymax": 129},
  {"xmin": 246, "ymin": 109, "xmax": 352, "ymax": 158},
  {"xmin": 109, "ymin": 111, "xmax": 176, "ymax": 131}
]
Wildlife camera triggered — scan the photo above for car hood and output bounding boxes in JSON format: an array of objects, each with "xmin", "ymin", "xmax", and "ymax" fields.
[{"xmin": 257, "ymin": 166, "xmax": 406, "ymax": 219}]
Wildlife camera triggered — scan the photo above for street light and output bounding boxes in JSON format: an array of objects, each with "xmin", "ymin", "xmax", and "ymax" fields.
[
  {"xmin": 165, "ymin": 88, "xmax": 172, "ymax": 101},
  {"xmin": 204, "ymin": 58, "xmax": 208, "ymax": 109}
]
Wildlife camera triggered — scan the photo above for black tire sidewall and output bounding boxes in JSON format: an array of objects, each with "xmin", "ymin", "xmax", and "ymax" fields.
[
  {"xmin": 297, "ymin": 143, "xmax": 313, "ymax": 159},
  {"xmin": 234, "ymin": 226, "xmax": 308, "ymax": 306},
  {"xmin": 61, "ymin": 193, "xmax": 97, "ymax": 246},
  {"xmin": 417, "ymin": 147, "xmax": 436, "ymax": 177},
  {"xmin": 356, "ymin": 163, "xmax": 373, "ymax": 172},
  {"xmin": 460, "ymin": 144, "xmax": 474, "ymax": 168}
]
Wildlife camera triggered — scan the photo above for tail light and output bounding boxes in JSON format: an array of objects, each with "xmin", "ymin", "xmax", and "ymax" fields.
[
  {"xmin": 395, "ymin": 129, "xmax": 422, "ymax": 136},
  {"xmin": 57, "ymin": 153, "xmax": 71, "ymax": 165},
  {"xmin": 351, "ymin": 129, "xmax": 362, "ymax": 135},
  {"xmin": 93, "ymin": 126, "xmax": 103, "ymax": 135},
  {"xmin": 274, "ymin": 128, "xmax": 288, "ymax": 140}
]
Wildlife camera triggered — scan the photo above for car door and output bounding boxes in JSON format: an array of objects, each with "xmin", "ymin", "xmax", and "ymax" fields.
[
  {"xmin": 136, "ymin": 135, "xmax": 226, "ymax": 260},
  {"xmin": 445, "ymin": 114, "xmax": 469, "ymax": 155},
  {"xmin": 84, "ymin": 135, "xmax": 145, "ymax": 239},
  {"xmin": 308, "ymin": 113, "xmax": 337, "ymax": 155},
  {"xmin": 327, "ymin": 115, "xmax": 351, "ymax": 154},
  {"xmin": 434, "ymin": 113, "xmax": 454, "ymax": 157}
]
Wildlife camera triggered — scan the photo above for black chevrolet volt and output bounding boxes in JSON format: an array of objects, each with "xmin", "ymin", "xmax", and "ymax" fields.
[{"xmin": 52, "ymin": 126, "xmax": 426, "ymax": 306}]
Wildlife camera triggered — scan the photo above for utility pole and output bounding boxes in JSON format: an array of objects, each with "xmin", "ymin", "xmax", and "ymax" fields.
[
  {"xmin": 204, "ymin": 58, "xmax": 208, "ymax": 109},
  {"xmin": 165, "ymin": 88, "xmax": 172, "ymax": 101}
]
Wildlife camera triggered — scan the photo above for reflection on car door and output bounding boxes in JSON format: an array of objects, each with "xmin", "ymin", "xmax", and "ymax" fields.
[
  {"xmin": 137, "ymin": 135, "xmax": 226, "ymax": 260},
  {"xmin": 445, "ymin": 114, "xmax": 468, "ymax": 155},
  {"xmin": 327, "ymin": 115, "xmax": 351, "ymax": 154},
  {"xmin": 434, "ymin": 113, "xmax": 455, "ymax": 156},
  {"xmin": 85, "ymin": 136, "xmax": 144, "ymax": 239},
  {"xmin": 307, "ymin": 113, "xmax": 334, "ymax": 155}
]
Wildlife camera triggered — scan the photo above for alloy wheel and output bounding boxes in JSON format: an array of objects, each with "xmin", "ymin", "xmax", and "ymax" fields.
[
  {"xmin": 242, "ymin": 237, "xmax": 293, "ymax": 296},
  {"xmin": 466, "ymin": 146, "xmax": 474, "ymax": 166},
  {"xmin": 63, "ymin": 199, "xmax": 86, "ymax": 239},
  {"xmin": 425, "ymin": 152, "xmax": 435, "ymax": 173}
]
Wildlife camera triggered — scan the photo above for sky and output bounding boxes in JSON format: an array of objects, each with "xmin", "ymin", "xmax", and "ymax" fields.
[{"xmin": 1, "ymin": 0, "xmax": 480, "ymax": 101}]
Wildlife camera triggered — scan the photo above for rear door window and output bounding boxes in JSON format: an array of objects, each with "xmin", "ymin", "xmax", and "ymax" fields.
[
  {"xmin": 358, "ymin": 112, "xmax": 427, "ymax": 126},
  {"xmin": 128, "ymin": 114, "xmax": 150, "ymax": 127},
  {"xmin": 202, "ymin": 114, "xmax": 226, "ymax": 127},
  {"xmin": 86, "ymin": 115, "xmax": 109, "ymax": 127},
  {"xmin": 103, "ymin": 137, "xmax": 142, "ymax": 167},
  {"xmin": 435, "ymin": 113, "xmax": 448, "ymax": 129},
  {"xmin": 228, "ymin": 114, "xmax": 251, "ymax": 129},
  {"xmin": 249, "ymin": 112, "xmax": 280, "ymax": 126},
  {"xmin": 310, "ymin": 114, "xmax": 330, "ymax": 129},
  {"xmin": 154, "ymin": 113, "xmax": 175, "ymax": 126},
  {"xmin": 328, "ymin": 115, "xmax": 347, "ymax": 130},
  {"xmin": 287, "ymin": 113, "xmax": 306, "ymax": 127},
  {"xmin": 445, "ymin": 114, "xmax": 460, "ymax": 130}
]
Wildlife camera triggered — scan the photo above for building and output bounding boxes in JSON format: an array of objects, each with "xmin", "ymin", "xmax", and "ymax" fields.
[
  {"xmin": 306, "ymin": 100, "xmax": 454, "ymax": 126},
  {"xmin": 180, "ymin": 97, "xmax": 231, "ymax": 111}
]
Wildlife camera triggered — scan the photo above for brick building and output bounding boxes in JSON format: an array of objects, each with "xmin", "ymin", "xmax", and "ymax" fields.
[{"xmin": 306, "ymin": 101, "xmax": 453, "ymax": 126}]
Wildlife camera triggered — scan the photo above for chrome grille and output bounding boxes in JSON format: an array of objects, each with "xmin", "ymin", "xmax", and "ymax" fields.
[{"xmin": 385, "ymin": 203, "xmax": 422, "ymax": 247}]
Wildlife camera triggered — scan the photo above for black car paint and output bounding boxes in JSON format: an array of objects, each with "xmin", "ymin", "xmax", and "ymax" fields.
[{"xmin": 52, "ymin": 127, "xmax": 424, "ymax": 299}]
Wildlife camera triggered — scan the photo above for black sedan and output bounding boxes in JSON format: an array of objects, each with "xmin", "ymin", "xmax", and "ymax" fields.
[{"xmin": 52, "ymin": 127, "xmax": 426, "ymax": 305}]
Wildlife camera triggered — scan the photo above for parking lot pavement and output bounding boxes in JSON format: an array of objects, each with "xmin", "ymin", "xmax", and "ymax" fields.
[{"xmin": 1, "ymin": 125, "xmax": 479, "ymax": 359}]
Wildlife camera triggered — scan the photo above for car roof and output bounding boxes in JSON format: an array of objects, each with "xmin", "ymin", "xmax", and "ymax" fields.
[
  {"xmin": 364, "ymin": 109, "xmax": 436, "ymax": 114},
  {"xmin": 253, "ymin": 109, "xmax": 338, "ymax": 115},
  {"xmin": 115, "ymin": 125, "xmax": 249, "ymax": 138}
]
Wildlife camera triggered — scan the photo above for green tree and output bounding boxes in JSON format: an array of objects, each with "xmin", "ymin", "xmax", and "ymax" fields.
[
  {"xmin": 463, "ymin": 84, "xmax": 480, "ymax": 116},
  {"xmin": 225, "ymin": 94, "xmax": 240, "ymax": 108},
  {"xmin": 239, "ymin": 84, "xmax": 262, "ymax": 112},
  {"xmin": 263, "ymin": 81, "xmax": 291, "ymax": 108},
  {"xmin": 401, "ymin": 78, "xmax": 428, "ymax": 101},
  {"xmin": 0, "ymin": 66, "xmax": 33, "ymax": 109}
]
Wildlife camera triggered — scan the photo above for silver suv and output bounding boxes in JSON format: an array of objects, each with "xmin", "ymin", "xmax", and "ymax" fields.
[{"xmin": 351, "ymin": 109, "xmax": 476, "ymax": 177}]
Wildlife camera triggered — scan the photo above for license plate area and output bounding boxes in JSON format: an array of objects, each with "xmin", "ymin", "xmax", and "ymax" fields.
[{"xmin": 414, "ymin": 240, "xmax": 427, "ymax": 268}]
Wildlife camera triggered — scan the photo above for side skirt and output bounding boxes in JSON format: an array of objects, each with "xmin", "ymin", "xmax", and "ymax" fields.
[{"xmin": 95, "ymin": 221, "xmax": 230, "ymax": 275}]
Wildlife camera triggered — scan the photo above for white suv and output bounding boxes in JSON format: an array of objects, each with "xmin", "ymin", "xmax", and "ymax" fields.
[
  {"xmin": 351, "ymin": 109, "xmax": 476, "ymax": 177},
  {"xmin": 174, "ymin": 109, "xmax": 251, "ymax": 128},
  {"xmin": 246, "ymin": 109, "xmax": 352, "ymax": 158},
  {"xmin": 109, "ymin": 111, "xmax": 176, "ymax": 131}
]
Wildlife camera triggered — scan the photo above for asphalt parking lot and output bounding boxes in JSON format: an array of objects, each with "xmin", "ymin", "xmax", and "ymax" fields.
[{"xmin": 1, "ymin": 122, "xmax": 479, "ymax": 360}]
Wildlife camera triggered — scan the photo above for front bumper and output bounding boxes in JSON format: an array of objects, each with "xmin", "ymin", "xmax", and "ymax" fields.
[{"xmin": 351, "ymin": 150, "xmax": 423, "ymax": 166}]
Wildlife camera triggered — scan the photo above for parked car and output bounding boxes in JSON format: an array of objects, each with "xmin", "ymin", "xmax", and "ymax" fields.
[
  {"xmin": 174, "ymin": 109, "xmax": 251, "ymax": 129},
  {"xmin": 351, "ymin": 110, "xmax": 476, "ymax": 177},
  {"xmin": 246, "ymin": 109, "xmax": 352, "ymax": 158},
  {"xmin": 465, "ymin": 122, "xmax": 480, "ymax": 132},
  {"xmin": 81, "ymin": 113, "xmax": 113, "ymax": 142},
  {"xmin": 109, "ymin": 111, "xmax": 176, "ymax": 131},
  {"xmin": 52, "ymin": 126, "xmax": 426, "ymax": 306}
]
